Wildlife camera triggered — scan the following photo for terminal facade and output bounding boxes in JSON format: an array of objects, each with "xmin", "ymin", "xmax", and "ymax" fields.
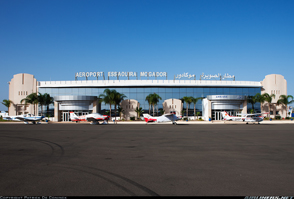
[{"xmin": 8, "ymin": 73, "xmax": 288, "ymax": 121}]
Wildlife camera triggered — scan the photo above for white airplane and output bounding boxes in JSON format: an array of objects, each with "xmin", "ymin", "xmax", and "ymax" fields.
[
  {"xmin": 221, "ymin": 111, "xmax": 266, "ymax": 124},
  {"xmin": 143, "ymin": 113, "xmax": 182, "ymax": 125},
  {"xmin": 3, "ymin": 114, "xmax": 45, "ymax": 124},
  {"xmin": 69, "ymin": 112, "xmax": 110, "ymax": 125}
]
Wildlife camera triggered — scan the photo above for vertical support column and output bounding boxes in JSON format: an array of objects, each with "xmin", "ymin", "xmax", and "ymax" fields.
[
  {"xmin": 92, "ymin": 99, "xmax": 100, "ymax": 113},
  {"xmin": 208, "ymin": 100, "xmax": 212, "ymax": 120},
  {"xmin": 242, "ymin": 100, "xmax": 247, "ymax": 114},
  {"xmin": 54, "ymin": 101, "xmax": 59, "ymax": 122}
]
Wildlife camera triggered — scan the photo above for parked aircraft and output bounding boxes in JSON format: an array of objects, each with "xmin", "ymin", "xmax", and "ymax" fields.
[
  {"xmin": 69, "ymin": 112, "xmax": 110, "ymax": 124},
  {"xmin": 143, "ymin": 113, "xmax": 182, "ymax": 125},
  {"xmin": 3, "ymin": 114, "xmax": 44, "ymax": 124},
  {"xmin": 221, "ymin": 111, "xmax": 266, "ymax": 124}
]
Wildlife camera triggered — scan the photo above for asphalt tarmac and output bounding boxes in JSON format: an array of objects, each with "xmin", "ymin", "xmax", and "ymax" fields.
[{"xmin": 0, "ymin": 123, "xmax": 293, "ymax": 196}]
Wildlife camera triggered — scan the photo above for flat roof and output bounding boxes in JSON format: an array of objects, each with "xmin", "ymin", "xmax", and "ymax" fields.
[{"xmin": 38, "ymin": 80, "xmax": 262, "ymax": 88}]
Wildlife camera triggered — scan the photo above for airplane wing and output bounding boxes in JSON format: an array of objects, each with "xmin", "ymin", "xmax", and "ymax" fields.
[
  {"xmin": 244, "ymin": 113, "xmax": 267, "ymax": 116},
  {"xmin": 16, "ymin": 116, "xmax": 43, "ymax": 121},
  {"xmin": 86, "ymin": 117, "xmax": 105, "ymax": 122},
  {"xmin": 238, "ymin": 112, "xmax": 268, "ymax": 116},
  {"xmin": 3, "ymin": 116, "xmax": 13, "ymax": 120}
]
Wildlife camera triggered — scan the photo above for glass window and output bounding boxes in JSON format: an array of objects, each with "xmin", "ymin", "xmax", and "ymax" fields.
[
  {"xmin": 159, "ymin": 93, "xmax": 165, "ymax": 100},
  {"xmin": 172, "ymin": 93, "xmax": 180, "ymax": 99},
  {"xmin": 91, "ymin": 88, "xmax": 98, "ymax": 95},
  {"xmin": 179, "ymin": 93, "xmax": 187, "ymax": 98},
  {"xmin": 72, "ymin": 88, "xmax": 79, "ymax": 95},
  {"xmin": 158, "ymin": 88, "xmax": 166, "ymax": 92},
  {"xmin": 166, "ymin": 93, "xmax": 173, "ymax": 99},
  {"xmin": 129, "ymin": 93, "xmax": 136, "ymax": 99},
  {"xmin": 137, "ymin": 93, "xmax": 145, "ymax": 99},
  {"xmin": 166, "ymin": 88, "xmax": 173, "ymax": 93},
  {"xmin": 136, "ymin": 88, "xmax": 144, "ymax": 92},
  {"xmin": 116, "ymin": 88, "xmax": 123, "ymax": 92},
  {"xmin": 85, "ymin": 88, "xmax": 91, "ymax": 95},
  {"xmin": 209, "ymin": 88, "xmax": 217, "ymax": 93},
  {"xmin": 194, "ymin": 88, "xmax": 203, "ymax": 93},
  {"xmin": 151, "ymin": 88, "xmax": 159, "ymax": 93},
  {"xmin": 203, "ymin": 88, "xmax": 209, "ymax": 93},
  {"xmin": 230, "ymin": 88, "xmax": 237, "ymax": 93},
  {"xmin": 145, "ymin": 88, "xmax": 152, "ymax": 92},
  {"xmin": 216, "ymin": 88, "xmax": 223, "ymax": 94},
  {"xmin": 242, "ymin": 88, "xmax": 249, "ymax": 94},
  {"xmin": 236, "ymin": 88, "xmax": 243, "ymax": 95},
  {"xmin": 78, "ymin": 88, "xmax": 86, "ymax": 95},
  {"xmin": 173, "ymin": 88, "xmax": 180, "ymax": 92},
  {"xmin": 122, "ymin": 88, "xmax": 130, "ymax": 92},
  {"xmin": 222, "ymin": 88, "xmax": 229, "ymax": 94},
  {"xmin": 255, "ymin": 88, "xmax": 261, "ymax": 94},
  {"xmin": 187, "ymin": 88, "xmax": 193, "ymax": 93},
  {"xmin": 129, "ymin": 88, "xmax": 136, "ymax": 92},
  {"xmin": 180, "ymin": 88, "xmax": 187, "ymax": 92}
]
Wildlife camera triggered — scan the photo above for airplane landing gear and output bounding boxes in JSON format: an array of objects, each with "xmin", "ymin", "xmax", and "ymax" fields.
[{"xmin": 173, "ymin": 122, "xmax": 177, "ymax": 125}]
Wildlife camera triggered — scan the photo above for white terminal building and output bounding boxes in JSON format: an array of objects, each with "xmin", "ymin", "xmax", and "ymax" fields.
[{"xmin": 8, "ymin": 72, "xmax": 288, "ymax": 121}]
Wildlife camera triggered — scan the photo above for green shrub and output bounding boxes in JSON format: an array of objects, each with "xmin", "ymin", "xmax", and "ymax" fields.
[
  {"xmin": 130, "ymin": 117, "xmax": 135, "ymax": 121},
  {"xmin": 275, "ymin": 115, "xmax": 281, "ymax": 120}
]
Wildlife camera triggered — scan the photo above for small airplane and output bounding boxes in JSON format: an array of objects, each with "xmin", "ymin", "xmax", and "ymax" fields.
[
  {"xmin": 3, "ymin": 114, "xmax": 45, "ymax": 124},
  {"xmin": 69, "ymin": 112, "xmax": 110, "ymax": 125},
  {"xmin": 221, "ymin": 111, "xmax": 267, "ymax": 124},
  {"xmin": 143, "ymin": 112, "xmax": 182, "ymax": 125}
]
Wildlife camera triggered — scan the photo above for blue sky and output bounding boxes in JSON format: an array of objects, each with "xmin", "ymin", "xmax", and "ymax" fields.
[{"xmin": 1, "ymin": 0, "xmax": 293, "ymax": 111}]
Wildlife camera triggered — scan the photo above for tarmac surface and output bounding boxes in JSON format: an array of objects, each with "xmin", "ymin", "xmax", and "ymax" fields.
[{"xmin": 0, "ymin": 122, "xmax": 294, "ymax": 196}]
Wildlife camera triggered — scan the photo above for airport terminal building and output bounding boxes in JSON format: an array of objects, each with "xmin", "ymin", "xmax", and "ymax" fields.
[{"xmin": 8, "ymin": 72, "xmax": 288, "ymax": 121}]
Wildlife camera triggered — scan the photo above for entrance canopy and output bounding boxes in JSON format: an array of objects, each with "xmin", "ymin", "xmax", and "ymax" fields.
[
  {"xmin": 207, "ymin": 95, "xmax": 246, "ymax": 110},
  {"xmin": 54, "ymin": 96, "xmax": 97, "ymax": 111}
]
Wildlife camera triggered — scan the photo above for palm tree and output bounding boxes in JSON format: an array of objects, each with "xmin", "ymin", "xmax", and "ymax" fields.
[
  {"xmin": 263, "ymin": 93, "xmax": 275, "ymax": 118},
  {"xmin": 43, "ymin": 93, "xmax": 54, "ymax": 117},
  {"xmin": 191, "ymin": 97, "xmax": 203, "ymax": 120},
  {"xmin": 21, "ymin": 92, "xmax": 38, "ymax": 115},
  {"xmin": 277, "ymin": 95, "xmax": 294, "ymax": 117},
  {"xmin": 2, "ymin": 99, "xmax": 12, "ymax": 111},
  {"xmin": 150, "ymin": 93, "xmax": 162, "ymax": 116},
  {"xmin": 182, "ymin": 96, "xmax": 192, "ymax": 118},
  {"xmin": 118, "ymin": 106, "xmax": 124, "ymax": 120},
  {"xmin": 145, "ymin": 94, "xmax": 153, "ymax": 114},
  {"xmin": 114, "ymin": 92, "xmax": 126, "ymax": 122},
  {"xmin": 37, "ymin": 92, "xmax": 46, "ymax": 116},
  {"xmin": 247, "ymin": 93, "xmax": 262, "ymax": 113},
  {"xmin": 98, "ymin": 89, "xmax": 116, "ymax": 120},
  {"xmin": 135, "ymin": 107, "xmax": 144, "ymax": 120}
]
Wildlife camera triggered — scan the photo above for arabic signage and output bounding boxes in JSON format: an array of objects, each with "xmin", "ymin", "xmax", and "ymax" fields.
[
  {"xmin": 175, "ymin": 73, "xmax": 196, "ymax": 79},
  {"xmin": 200, "ymin": 73, "xmax": 235, "ymax": 80}
]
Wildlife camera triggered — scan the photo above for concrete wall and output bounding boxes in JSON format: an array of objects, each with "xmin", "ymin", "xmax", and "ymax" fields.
[
  {"xmin": 162, "ymin": 98, "xmax": 183, "ymax": 116},
  {"xmin": 120, "ymin": 99, "xmax": 140, "ymax": 120},
  {"xmin": 261, "ymin": 74, "xmax": 287, "ymax": 118},
  {"xmin": 8, "ymin": 73, "xmax": 38, "ymax": 116}
]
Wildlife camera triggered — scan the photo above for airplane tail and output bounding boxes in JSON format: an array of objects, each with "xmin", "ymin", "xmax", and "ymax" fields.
[
  {"xmin": 70, "ymin": 112, "xmax": 78, "ymax": 120},
  {"xmin": 221, "ymin": 111, "xmax": 231, "ymax": 120},
  {"xmin": 143, "ymin": 114, "xmax": 156, "ymax": 123},
  {"xmin": 143, "ymin": 114, "xmax": 151, "ymax": 119}
]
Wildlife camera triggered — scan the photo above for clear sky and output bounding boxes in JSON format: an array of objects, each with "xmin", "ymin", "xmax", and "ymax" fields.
[{"xmin": 1, "ymin": 0, "xmax": 293, "ymax": 111}]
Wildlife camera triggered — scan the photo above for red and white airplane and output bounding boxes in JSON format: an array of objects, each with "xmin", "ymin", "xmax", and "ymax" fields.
[
  {"xmin": 221, "ymin": 111, "xmax": 267, "ymax": 124},
  {"xmin": 143, "ymin": 112, "xmax": 182, "ymax": 125},
  {"xmin": 70, "ymin": 112, "xmax": 110, "ymax": 125}
]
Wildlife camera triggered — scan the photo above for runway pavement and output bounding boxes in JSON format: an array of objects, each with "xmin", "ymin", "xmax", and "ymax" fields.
[{"xmin": 0, "ymin": 123, "xmax": 293, "ymax": 196}]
